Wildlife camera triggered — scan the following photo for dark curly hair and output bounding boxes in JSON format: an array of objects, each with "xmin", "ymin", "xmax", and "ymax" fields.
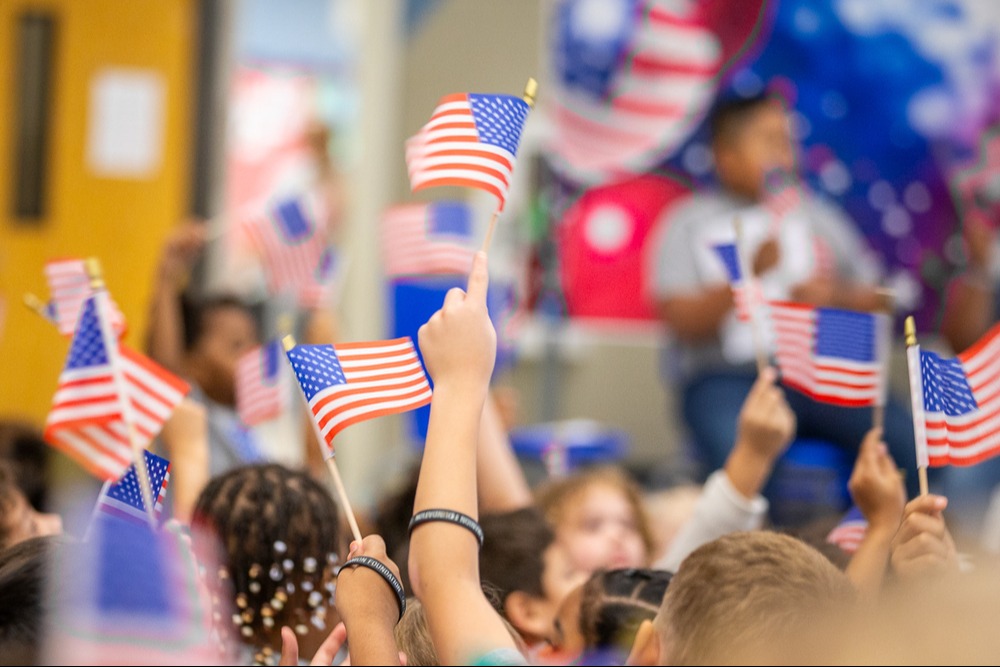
[{"xmin": 191, "ymin": 464, "xmax": 341, "ymax": 663}]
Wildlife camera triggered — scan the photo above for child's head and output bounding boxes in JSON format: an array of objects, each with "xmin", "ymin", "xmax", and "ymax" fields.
[
  {"xmin": 0, "ymin": 421, "xmax": 51, "ymax": 511},
  {"xmin": 551, "ymin": 568, "xmax": 672, "ymax": 662},
  {"xmin": 0, "ymin": 462, "xmax": 61, "ymax": 550},
  {"xmin": 395, "ymin": 587, "xmax": 525, "ymax": 666},
  {"xmin": 536, "ymin": 467, "xmax": 653, "ymax": 573},
  {"xmin": 191, "ymin": 464, "xmax": 340, "ymax": 663},
  {"xmin": 710, "ymin": 92, "xmax": 795, "ymax": 201},
  {"xmin": 479, "ymin": 508, "xmax": 588, "ymax": 644},
  {"xmin": 630, "ymin": 531, "xmax": 854, "ymax": 666},
  {"xmin": 181, "ymin": 295, "xmax": 259, "ymax": 406},
  {"xmin": 0, "ymin": 535, "xmax": 55, "ymax": 665}
]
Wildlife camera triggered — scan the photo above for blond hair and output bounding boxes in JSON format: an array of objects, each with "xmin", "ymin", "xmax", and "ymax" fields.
[
  {"xmin": 535, "ymin": 466, "xmax": 655, "ymax": 559},
  {"xmin": 660, "ymin": 531, "xmax": 854, "ymax": 665}
]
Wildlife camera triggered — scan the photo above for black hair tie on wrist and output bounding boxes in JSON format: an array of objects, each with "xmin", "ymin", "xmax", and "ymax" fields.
[
  {"xmin": 341, "ymin": 556, "xmax": 407, "ymax": 621},
  {"xmin": 408, "ymin": 509, "xmax": 485, "ymax": 548}
]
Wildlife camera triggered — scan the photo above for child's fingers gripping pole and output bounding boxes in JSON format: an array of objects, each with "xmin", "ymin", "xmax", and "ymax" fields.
[{"xmin": 282, "ymin": 334, "xmax": 364, "ymax": 543}]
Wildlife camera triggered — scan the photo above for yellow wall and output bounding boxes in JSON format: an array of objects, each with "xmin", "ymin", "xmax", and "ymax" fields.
[{"xmin": 0, "ymin": 0, "xmax": 195, "ymax": 422}]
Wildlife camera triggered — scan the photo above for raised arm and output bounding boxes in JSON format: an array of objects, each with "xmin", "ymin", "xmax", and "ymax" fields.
[
  {"xmin": 843, "ymin": 428, "xmax": 905, "ymax": 597},
  {"xmin": 145, "ymin": 222, "xmax": 207, "ymax": 374},
  {"xmin": 477, "ymin": 392, "xmax": 532, "ymax": 513},
  {"xmin": 941, "ymin": 214, "xmax": 997, "ymax": 352},
  {"xmin": 409, "ymin": 252, "xmax": 520, "ymax": 664},
  {"xmin": 656, "ymin": 368, "xmax": 794, "ymax": 571}
]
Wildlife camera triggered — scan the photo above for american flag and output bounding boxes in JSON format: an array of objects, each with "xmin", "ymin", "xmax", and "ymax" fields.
[
  {"xmin": 405, "ymin": 93, "xmax": 530, "ymax": 211},
  {"xmin": 770, "ymin": 302, "xmax": 889, "ymax": 407},
  {"xmin": 96, "ymin": 450, "xmax": 171, "ymax": 526},
  {"xmin": 285, "ymin": 337, "xmax": 432, "ymax": 456},
  {"xmin": 381, "ymin": 201, "xmax": 475, "ymax": 277},
  {"xmin": 240, "ymin": 194, "xmax": 331, "ymax": 305},
  {"xmin": 235, "ymin": 340, "xmax": 287, "ymax": 427},
  {"xmin": 548, "ymin": 0, "xmax": 722, "ymax": 182},
  {"xmin": 916, "ymin": 323, "xmax": 1000, "ymax": 467},
  {"xmin": 713, "ymin": 242, "xmax": 760, "ymax": 321},
  {"xmin": 46, "ymin": 517, "xmax": 220, "ymax": 665},
  {"xmin": 44, "ymin": 258, "xmax": 126, "ymax": 337},
  {"xmin": 45, "ymin": 295, "xmax": 189, "ymax": 481},
  {"xmin": 826, "ymin": 506, "xmax": 868, "ymax": 554}
]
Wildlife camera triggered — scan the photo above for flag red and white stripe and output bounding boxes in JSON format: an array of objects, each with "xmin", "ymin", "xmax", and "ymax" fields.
[
  {"xmin": 44, "ymin": 259, "xmax": 126, "ymax": 337},
  {"xmin": 917, "ymin": 323, "xmax": 1000, "ymax": 467},
  {"xmin": 405, "ymin": 93, "xmax": 530, "ymax": 211},
  {"xmin": 285, "ymin": 338, "xmax": 432, "ymax": 456},
  {"xmin": 239, "ymin": 193, "xmax": 330, "ymax": 304},
  {"xmin": 235, "ymin": 341, "xmax": 287, "ymax": 427},
  {"xmin": 548, "ymin": 0, "xmax": 722, "ymax": 182},
  {"xmin": 770, "ymin": 302, "xmax": 888, "ymax": 407},
  {"xmin": 381, "ymin": 203, "xmax": 474, "ymax": 277}
]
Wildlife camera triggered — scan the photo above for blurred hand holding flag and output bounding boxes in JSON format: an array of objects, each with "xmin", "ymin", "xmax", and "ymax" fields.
[
  {"xmin": 235, "ymin": 340, "xmax": 288, "ymax": 427},
  {"xmin": 712, "ymin": 241, "xmax": 763, "ymax": 322},
  {"xmin": 238, "ymin": 193, "xmax": 332, "ymax": 305},
  {"xmin": 770, "ymin": 302, "xmax": 889, "ymax": 408},
  {"xmin": 826, "ymin": 506, "xmax": 868, "ymax": 554},
  {"xmin": 96, "ymin": 450, "xmax": 171, "ymax": 526},
  {"xmin": 284, "ymin": 337, "xmax": 431, "ymax": 456},
  {"xmin": 44, "ymin": 294, "xmax": 189, "ymax": 480},
  {"xmin": 405, "ymin": 93, "xmax": 530, "ymax": 211},
  {"xmin": 44, "ymin": 258, "xmax": 127, "ymax": 337},
  {"xmin": 381, "ymin": 201, "xmax": 475, "ymax": 277},
  {"xmin": 911, "ymin": 323, "xmax": 1000, "ymax": 467}
]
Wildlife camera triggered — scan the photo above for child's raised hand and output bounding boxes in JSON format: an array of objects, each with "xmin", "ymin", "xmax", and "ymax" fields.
[
  {"xmin": 890, "ymin": 494, "xmax": 959, "ymax": 580},
  {"xmin": 725, "ymin": 368, "xmax": 795, "ymax": 500},
  {"xmin": 418, "ymin": 251, "xmax": 496, "ymax": 395},
  {"xmin": 735, "ymin": 367, "xmax": 796, "ymax": 462},
  {"xmin": 848, "ymin": 428, "xmax": 905, "ymax": 531}
]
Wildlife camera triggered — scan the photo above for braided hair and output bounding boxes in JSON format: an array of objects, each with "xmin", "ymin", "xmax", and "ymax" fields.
[
  {"xmin": 578, "ymin": 568, "xmax": 672, "ymax": 657},
  {"xmin": 191, "ymin": 464, "xmax": 341, "ymax": 663}
]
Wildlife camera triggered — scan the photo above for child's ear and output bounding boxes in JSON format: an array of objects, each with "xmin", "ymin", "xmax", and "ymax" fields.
[
  {"xmin": 626, "ymin": 619, "xmax": 661, "ymax": 666},
  {"xmin": 503, "ymin": 591, "xmax": 552, "ymax": 642}
]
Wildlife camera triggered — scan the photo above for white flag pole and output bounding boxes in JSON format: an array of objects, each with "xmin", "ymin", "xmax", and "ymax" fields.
[{"xmin": 904, "ymin": 316, "xmax": 929, "ymax": 496}]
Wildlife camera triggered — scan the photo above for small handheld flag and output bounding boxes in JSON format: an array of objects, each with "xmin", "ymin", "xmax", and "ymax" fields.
[
  {"xmin": 826, "ymin": 506, "xmax": 868, "ymax": 554},
  {"xmin": 911, "ymin": 321, "xmax": 1000, "ymax": 468},
  {"xmin": 713, "ymin": 241, "xmax": 761, "ymax": 322},
  {"xmin": 235, "ymin": 340, "xmax": 288, "ymax": 427},
  {"xmin": 96, "ymin": 450, "xmax": 171, "ymax": 526},
  {"xmin": 45, "ymin": 295, "xmax": 189, "ymax": 481},
  {"xmin": 239, "ymin": 193, "xmax": 331, "ymax": 305},
  {"xmin": 381, "ymin": 201, "xmax": 475, "ymax": 277},
  {"xmin": 405, "ymin": 91, "xmax": 531, "ymax": 212},
  {"xmin": 771, "ymin": 302, "xmax": 889, "ymax": 408},
  {"xmin": 284, "ymin": 337, "xmax": 432, "ymax": 456},
  {"xmin": 44, "ymin": 258, "xmax": 127, "ymax": 337}
]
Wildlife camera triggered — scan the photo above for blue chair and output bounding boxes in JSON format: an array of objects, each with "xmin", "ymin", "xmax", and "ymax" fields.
[
  {"xmin": 766, "ymin": 438, "xmax": 853, "ymax": 527},
  {"xmin": 508, "ymin": 420, "xmax": 629, "ymax": 476}
]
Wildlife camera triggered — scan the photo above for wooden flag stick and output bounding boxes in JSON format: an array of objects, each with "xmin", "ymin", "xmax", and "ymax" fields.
[
  {"xmin": 85, "ymin": 258, "xmax": 158, "ymax": 527},
  {"xmin": 23, "ymin": 293, "xmax": 53, "ymax": 322},
  {"xmin": 282, "ymin": 335, "xmax": 363, "ymax": 544},
  {"xmin": 904, "ymin": 316, "xmax": 929, "ymax": 496},
  {"xmin": 480, "ymin": 77, "xmax": 537, "ymax": 255},
  {"xmin": 733, "ymin": 217, "xmax": 768, "ymax": 373}
]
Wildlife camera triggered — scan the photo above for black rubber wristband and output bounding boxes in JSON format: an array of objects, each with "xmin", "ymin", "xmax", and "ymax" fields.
[
  {"xmin": 341, "ymin": 556, "xmax": 407, "ymax": 621},
  {"xmin": 408, "ymin": 509, "xmax": 485, "ymax": 548}
]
